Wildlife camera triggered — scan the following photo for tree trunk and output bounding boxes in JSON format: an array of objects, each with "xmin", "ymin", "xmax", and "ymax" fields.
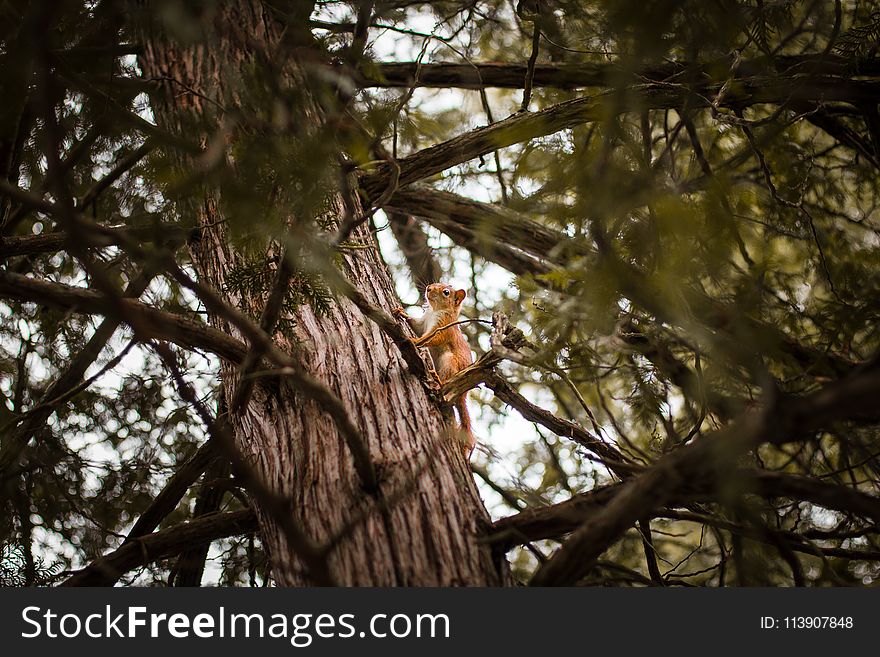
[{"xmin": 137, "ymin": 1, "xmax": 508, "ymax": 586}]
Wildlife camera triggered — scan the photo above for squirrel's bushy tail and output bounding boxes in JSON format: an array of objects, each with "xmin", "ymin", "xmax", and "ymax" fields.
[{"xmin": 455, "ymin": 393, "xmax": 476, "ymax": 458}]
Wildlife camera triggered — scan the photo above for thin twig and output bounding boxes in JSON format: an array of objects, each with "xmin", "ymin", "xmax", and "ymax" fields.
[{"xmin": 520, "ymin": 21, "xmax": 541, "ymax": 112}]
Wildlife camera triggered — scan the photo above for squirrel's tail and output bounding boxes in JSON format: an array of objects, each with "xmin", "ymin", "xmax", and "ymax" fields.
[{"xmin": 455, "ymin": 393, "xmax": 476, "ymax": 459}]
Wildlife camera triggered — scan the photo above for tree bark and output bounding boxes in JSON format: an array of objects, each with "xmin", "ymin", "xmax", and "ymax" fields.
[{"xmin": 137, "ymin": 2, "xmax": 508, "ymax": 586}]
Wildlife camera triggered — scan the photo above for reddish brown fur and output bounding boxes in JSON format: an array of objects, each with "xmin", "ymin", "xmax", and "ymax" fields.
[{"xmin": 409, "ymin": 283, "xmax": 475, "ymax": 458}]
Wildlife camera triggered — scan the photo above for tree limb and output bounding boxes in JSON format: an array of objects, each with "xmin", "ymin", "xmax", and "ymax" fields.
[
  {"xmin": 361, "ymin": 77, "xmax": 880, "ymax": 199},
  {"xmin": 0, "ymin": 222, "xmax": 193, "ymax": 260},
  {"xmin": 529, "ymin": 355, "xmax": 880, "ymax": 585},
  {"xmin": 356, "ymin": 56, "xmax": 880, "ymax": 90},
  {"xmin": 125, "ymin": 439, "xmax": 222, "ymax": 541},
  {"xmin": 0, "ymin": 269, "xmax": 250, "ymax": 364},
  {"xmin": 61, "ymin": 510, "xmax": 258, "ymax": 586}
]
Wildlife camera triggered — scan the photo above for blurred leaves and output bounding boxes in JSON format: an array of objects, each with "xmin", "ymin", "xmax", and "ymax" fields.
[{"xmin": 2, "ymin": 0, "xmax": 880, "ymax": 587}]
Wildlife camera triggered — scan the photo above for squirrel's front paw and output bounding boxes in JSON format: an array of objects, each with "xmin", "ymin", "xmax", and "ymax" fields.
[{"xmin": 392, "ymin": 306, "xmax": 408, "ymax": 318}]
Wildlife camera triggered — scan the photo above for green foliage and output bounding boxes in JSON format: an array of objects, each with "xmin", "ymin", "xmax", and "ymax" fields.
[
  {"xmin": 2, "ymin": 0, "xmax": 880, "ymax": 587},
  {"xmin": 835, "ymin": 11, "xmax": 880, "ymax": 57},
  {"xmin": 224, "ymin": 255, "xmax": 334, "ymax": 331},
  {"xmin": 0, "ymin": 542, "xmax": 63, "ymax": 587}
]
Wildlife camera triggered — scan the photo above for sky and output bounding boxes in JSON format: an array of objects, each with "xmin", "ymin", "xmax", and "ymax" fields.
[{"xmin": 3, "ymin": 4, "xmax": 599, "ymax": 583}]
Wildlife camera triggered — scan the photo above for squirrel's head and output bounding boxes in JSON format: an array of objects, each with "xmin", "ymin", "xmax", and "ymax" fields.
[{"xmin": 424, "ymin": 283, "xmax": 466, "ymax": 310}]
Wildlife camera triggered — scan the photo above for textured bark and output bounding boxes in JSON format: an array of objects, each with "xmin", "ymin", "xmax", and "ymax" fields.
[{"xmin": 138, "ymin": 2, "xmax": 508, "ymax": 586}]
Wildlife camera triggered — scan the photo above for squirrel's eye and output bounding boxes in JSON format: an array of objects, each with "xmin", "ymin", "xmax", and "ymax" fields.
[{"xmin": 443, "ymin": 289, "xmax": 450, "ymax": 296}]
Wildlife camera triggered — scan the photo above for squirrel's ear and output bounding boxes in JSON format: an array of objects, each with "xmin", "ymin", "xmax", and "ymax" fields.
[{"xmin": 454, "ymin": 289, "xmax": 466, "ymax": 306}]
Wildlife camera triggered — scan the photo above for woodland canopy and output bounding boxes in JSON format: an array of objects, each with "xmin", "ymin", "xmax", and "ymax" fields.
[{"xmin": 1, "ymin": 0, "xmax": 880, "ymax": 587}]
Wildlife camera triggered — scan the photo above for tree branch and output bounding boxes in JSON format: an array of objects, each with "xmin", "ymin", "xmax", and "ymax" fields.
[
  {"xmin": 386, "ymin": 185, "xmax": 561, "ymax": 262},
  {"xmin": 0, "ymin": 269, "xmax": 250, "ymax": 364},
  {"xmin": 125, "ymin": 438, "xmax": 222, "ymax": 541},
  {"xmin": 0, "ymin": 268, "xmax": 155, "ymax": 482},
  {"xmin": 0, "ymin": 222, "xmax": 193, "ymax": 260},
  {"xmin": 169, "ymin": 456, "xmax": 231, "ymax": 587},
  {"xmin": 76, "ymin": 140, "xmax": 155, "ymax": 210},
  {"xmin": 361, "ymin": 77, "xmax": 880, "ymax": 199},
  {"xmin": 491, "ymin": 467, "xmax": 880, "ymax": 553},
  {"xmin": 357, "ymin": 56, "xmax": 880, "ymax": 90},
  {"xmin": 529, "ymin": 355, "xmax": 880, "ymax": 585},
  {"xmin": 388, "ymin": 185, "xmax": 858, "ymax": 380},
  {"xmin": 386, "ymin": 211, "xmax": 443, "ymax": 291},
  {"xmin": 61, "ymin": 510, "xmax": 257, "ymax": 586}
]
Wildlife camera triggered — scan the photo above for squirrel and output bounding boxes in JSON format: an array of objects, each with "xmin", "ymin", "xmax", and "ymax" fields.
[{"xmin": 395, "ymin": 283, "xmax": 475, "ymax": 459}]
